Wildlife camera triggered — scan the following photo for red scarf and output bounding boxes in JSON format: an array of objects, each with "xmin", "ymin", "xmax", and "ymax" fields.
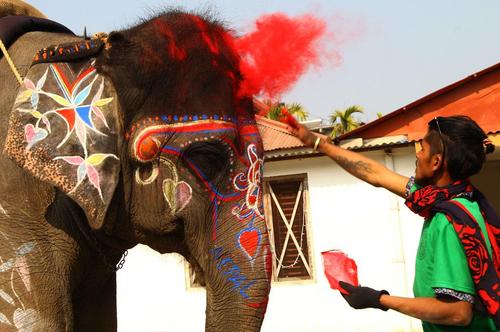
[{"xmin": 405, "ymin": 180, "xmax": 500, "ymax": 328}]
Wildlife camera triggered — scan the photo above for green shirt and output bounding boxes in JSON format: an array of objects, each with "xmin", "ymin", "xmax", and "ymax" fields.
[{"xmin": 413, "ymin": 197, "xmax": 497, "ymax": 332}]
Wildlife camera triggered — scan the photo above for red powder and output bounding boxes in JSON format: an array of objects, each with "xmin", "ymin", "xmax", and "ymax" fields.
[
  {"xmin": 190, "ymin": 15, "xmax": 220, "ymax": 55},
  {"xmin": 235, "ymin": 13, "xmax": 330, "ymax": 99},
  {"xmin": 153, "ymin": 19, "xmax": 187, "ymax": 61},
  {"xmin": 279, "ymin": 107, "xmax": 299, "ymax": 129}
]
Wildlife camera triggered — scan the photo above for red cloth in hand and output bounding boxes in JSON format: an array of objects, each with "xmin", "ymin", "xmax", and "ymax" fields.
[
  {"xmin": 278, "ymin": 107, "xmax": 299, "ymax": 129},
  {"xmin": 322, "ymin": 250, "xmax": 359, "ymax": 294}
]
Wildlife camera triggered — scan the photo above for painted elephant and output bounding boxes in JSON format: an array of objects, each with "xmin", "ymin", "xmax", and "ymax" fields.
[{"xmin": 0, "ymin": 9, "xmax": 271, "ymax": 331}]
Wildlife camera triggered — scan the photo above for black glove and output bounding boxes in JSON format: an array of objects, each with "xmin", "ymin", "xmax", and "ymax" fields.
[{"xmin": 339, "ymin": 281, "xmax": 389, "ymax": 311}]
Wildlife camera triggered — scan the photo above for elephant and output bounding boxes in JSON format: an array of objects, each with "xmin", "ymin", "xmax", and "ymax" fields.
[
  {"xmin": 0, "ymin": 0, "xmax": 47, "ymax": 18},
  {"xmin": 0, "ymin": 8, "xmax": 271, "ymax": 331}
]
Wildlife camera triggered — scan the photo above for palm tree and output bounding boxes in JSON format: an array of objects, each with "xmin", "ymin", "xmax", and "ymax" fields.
[
  {"xmin": 264, "ymin": 101, "xmax": 309, "ymax": 122},
  {"xmin": 286, "ymin": 102, "xmax": 309, "ymax": 121},
  {"xmin": 328, "ymin": 105, "xmax": 364, "ymax": 138}
]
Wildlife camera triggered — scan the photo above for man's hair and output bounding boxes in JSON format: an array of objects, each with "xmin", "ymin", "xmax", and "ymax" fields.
[{"xmin": 427, "ymin": 115, "xmax": 495, "ymax": 181}]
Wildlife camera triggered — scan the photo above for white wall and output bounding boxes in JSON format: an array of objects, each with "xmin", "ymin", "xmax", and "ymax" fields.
[
  {"xmin": 260, "ymin": 147, "xmax": 423, "ymax": 332},
  {"xmin": 116, "ymin": 146, "xmax": 427, "ymax": 332}
]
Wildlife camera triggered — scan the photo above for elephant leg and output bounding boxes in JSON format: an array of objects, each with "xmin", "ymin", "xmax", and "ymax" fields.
[
  {"xmin": 0, "ymin": 181, "xmax": 120, "ymax": 331},
  {"xmin": 73, "ymin": 272, "xmax": 117, "ymax": 332},
  {"xmin": 46, "ymin": 190, "xmax": 122, "ymax": 332},
  {"xmin": 0, "ymin": 229, "xmax": 75, "ymax": 331}
]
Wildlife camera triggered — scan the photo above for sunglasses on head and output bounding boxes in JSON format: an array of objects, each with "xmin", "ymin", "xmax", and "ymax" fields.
[{"xmin": 432, "ymin": 117, "xmax": 446, "ymax": 157}]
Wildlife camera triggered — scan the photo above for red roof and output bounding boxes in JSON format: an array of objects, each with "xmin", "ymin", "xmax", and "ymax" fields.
[
  {"xmin": 255, "ymin": 115, "xmax": 305, "ymax": 151},
  {"xmin": 338, "ymin": 62, "xmax": 500, "ymax": 142}
]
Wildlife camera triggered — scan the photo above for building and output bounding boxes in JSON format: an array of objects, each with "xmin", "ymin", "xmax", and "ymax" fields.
[{"xmin": 117, "ymin": 63, "xmax": 500, "ymax": 332}]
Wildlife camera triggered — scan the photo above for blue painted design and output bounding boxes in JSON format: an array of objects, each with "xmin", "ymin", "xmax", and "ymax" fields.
[
  {"xmin": 15, "ymin": 242, "xmax": 35, "ymax": 256},
  {"xmin": 173, "ymin": 115, "xmax": 179, "ymax": 121},
  {"xmin": 211, "ymin": 248, "xmax": 256, "ymax": 299},
  {"xmin": 214, "ymin": 114, "xmax": 219, "ymax": 120},
  {"xmin": 193, "ymin": 115, "xmax": 199, "ymax": 121},
  {"xmin": 50, "ymin": 65, "xmax": 71, "ymax": 101},
  {"xmin": 74, "ymin": 82, "xmax": 92, "ymax": 105},
  {"xmin": 202, "ymin": 115, "xmax": 208, "ymax": 120},
  {"xmin": 161, "ymin": 115, "xmax": 168, "ymax": 122},
  {"xmin": 76, "ymin": 105, "xmax": 93, "ymax": 127},
  {"xmin": 232, "ymin": 203, "xmax": 255, "ymax": 220}
]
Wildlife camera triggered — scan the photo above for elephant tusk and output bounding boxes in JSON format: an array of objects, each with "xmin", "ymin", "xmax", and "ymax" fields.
[{"xmin": 135, "ymin": 162, "xmax": 159, "ymax": 185}]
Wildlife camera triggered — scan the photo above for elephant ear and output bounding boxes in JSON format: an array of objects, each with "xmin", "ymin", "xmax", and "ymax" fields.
[{"xmin": 4, "ymin": 58, "xmax": 121, "ymax": 230}]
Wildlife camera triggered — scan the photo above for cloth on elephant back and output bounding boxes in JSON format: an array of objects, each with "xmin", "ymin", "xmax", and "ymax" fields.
[
  {"xmin": 0, "ymin": 0, "xmax": 47, "ymax": 18},
  {"xmin": 0, "ymin": 15, "xmax": 73, "ymax": 59}
]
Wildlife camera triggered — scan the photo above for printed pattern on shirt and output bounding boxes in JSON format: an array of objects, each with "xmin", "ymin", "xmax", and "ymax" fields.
[{"xmin": 434, "ymin": 287, "xmax": 475, "ymax": 304}]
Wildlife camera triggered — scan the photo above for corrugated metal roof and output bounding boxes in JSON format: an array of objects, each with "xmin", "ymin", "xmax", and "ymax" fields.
[
  {"xmin": 256, "ymin": 115, "xmax": 412, "ymax": 160},
  {"xmin": 338, "ymin": 135, "xmax": 409, "ymax": 149},
  {"xmin": 256, "ymin": 116, "xmax": 306, "ymax": 151},
  {"xmin": 264, "ymin": 147, "xmax": 319, "ymax": 160}
]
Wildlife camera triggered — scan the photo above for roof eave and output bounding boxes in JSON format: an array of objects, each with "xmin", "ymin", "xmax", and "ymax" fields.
[{"xmin": 337, "ymin": 62, "xmax": 500, "ymax": 140}]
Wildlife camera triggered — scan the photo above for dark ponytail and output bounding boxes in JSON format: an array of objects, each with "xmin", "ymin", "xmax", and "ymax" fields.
[{"xmin": 428, "ymin": 116, "xmax": 495, "ymax": 181}]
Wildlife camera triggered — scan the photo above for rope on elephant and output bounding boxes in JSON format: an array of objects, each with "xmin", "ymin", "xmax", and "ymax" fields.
[{"xmin": 0, "ymin": 37, "xmax": 23, "ymax": 85}]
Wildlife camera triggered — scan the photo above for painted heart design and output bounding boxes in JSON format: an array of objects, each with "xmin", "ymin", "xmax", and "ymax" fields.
[
  {"xmin": 24, "ymin": 124, "xmax": 47, "ymax": 149},
  {"xmin": 175, "ymin": 181, "xmax": 192, "ymax": 213},
  {"xmin": 163, "ymin": 179, "xmax": 176, "ymax": 212},
  {"xmin": 163, "ymin": 179, "xmax": 192, "ymax": 213},
  {"xmin": 239, "ymin": 228, "xmax": 260, "ymax": 259}
]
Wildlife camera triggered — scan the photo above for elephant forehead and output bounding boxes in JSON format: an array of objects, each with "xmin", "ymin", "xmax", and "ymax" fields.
[{"xmin": 132, "ymin": 120, "xmax": 237, "ymax": 152}]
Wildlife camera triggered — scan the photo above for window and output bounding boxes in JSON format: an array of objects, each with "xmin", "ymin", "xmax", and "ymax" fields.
[{"xmin": 263, "ymin": 174, "xmax": 313, "ymax": 281}]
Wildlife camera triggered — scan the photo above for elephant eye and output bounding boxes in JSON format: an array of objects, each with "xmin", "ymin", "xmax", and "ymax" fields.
[
  {"xmin": 182, "ymin": 141, "xmax": 230, "ymax": 182},
  {"xmin": 136, "ymin": 135, "xmax": 162, "ymax": 162}
]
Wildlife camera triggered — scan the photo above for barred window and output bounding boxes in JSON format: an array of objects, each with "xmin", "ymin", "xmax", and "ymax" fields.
[{"xmin": 263, "ymin": 174, "xmax": 313, "ymax": 281}]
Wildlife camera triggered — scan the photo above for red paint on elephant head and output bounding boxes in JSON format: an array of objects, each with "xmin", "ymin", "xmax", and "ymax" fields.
[
  {"xmin": 137, "ymin": 135, "xmax": 161, "ymax": 161},
  {"xmin": 235, "ymin": 13, "xmax": 328, "ymax": 99},
  {"xmin": 153, "ymin": 19, "xmax": 187, "ymax": 61},
  {"xmin": 190, "ymin": 15, "xmax": 220, "ymax": 55}
]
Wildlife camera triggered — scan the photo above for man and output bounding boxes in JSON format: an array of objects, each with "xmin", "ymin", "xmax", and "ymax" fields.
[{"xmin": 291, "ymin": 115, "xmax": 499, "ymax": 331}]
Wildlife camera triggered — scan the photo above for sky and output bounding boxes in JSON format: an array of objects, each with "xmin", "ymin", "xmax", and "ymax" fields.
[{"xmin": 28, "ymin": 0, "xmax": 500, "ymax": 123}]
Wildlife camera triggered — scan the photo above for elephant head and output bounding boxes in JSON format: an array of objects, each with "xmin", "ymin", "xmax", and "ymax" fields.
[{"xmin": 4, "ymin": 10, "xmax": 271, "ymax": 331}]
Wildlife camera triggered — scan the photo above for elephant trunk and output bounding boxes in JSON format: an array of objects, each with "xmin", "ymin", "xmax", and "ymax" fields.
[
  {"xmin": 204, "ymin": 222, "xmax": 271, "ymax": 331},
  {"xmin": 205, "ymin": 266, "xmax": 270, "ymax": 331}
]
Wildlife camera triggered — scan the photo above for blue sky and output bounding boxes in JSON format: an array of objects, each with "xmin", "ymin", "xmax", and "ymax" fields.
[{"xmin": 29, "ymin": 0, "xmax": 500, "ymax": 122}]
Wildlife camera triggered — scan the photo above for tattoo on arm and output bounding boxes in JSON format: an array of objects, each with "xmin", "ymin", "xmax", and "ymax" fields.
[{"xmin": 335, "ymin": 156, "xmax": 373, "ymax": 178}]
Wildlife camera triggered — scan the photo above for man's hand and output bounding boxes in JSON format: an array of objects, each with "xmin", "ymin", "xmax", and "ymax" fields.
[
  {"xmin": 339, "ymin": 281, "xmax": 389, "ymax": 311},
  {"xmin": 288, "ymin": 123, "xmax": 319, "ymax": 148}
]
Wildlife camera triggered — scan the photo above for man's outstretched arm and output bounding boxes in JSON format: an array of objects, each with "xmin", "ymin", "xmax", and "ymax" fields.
[{"xmin": 292, "ymin": 124, "xmax": 410, "ymax": 197}]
